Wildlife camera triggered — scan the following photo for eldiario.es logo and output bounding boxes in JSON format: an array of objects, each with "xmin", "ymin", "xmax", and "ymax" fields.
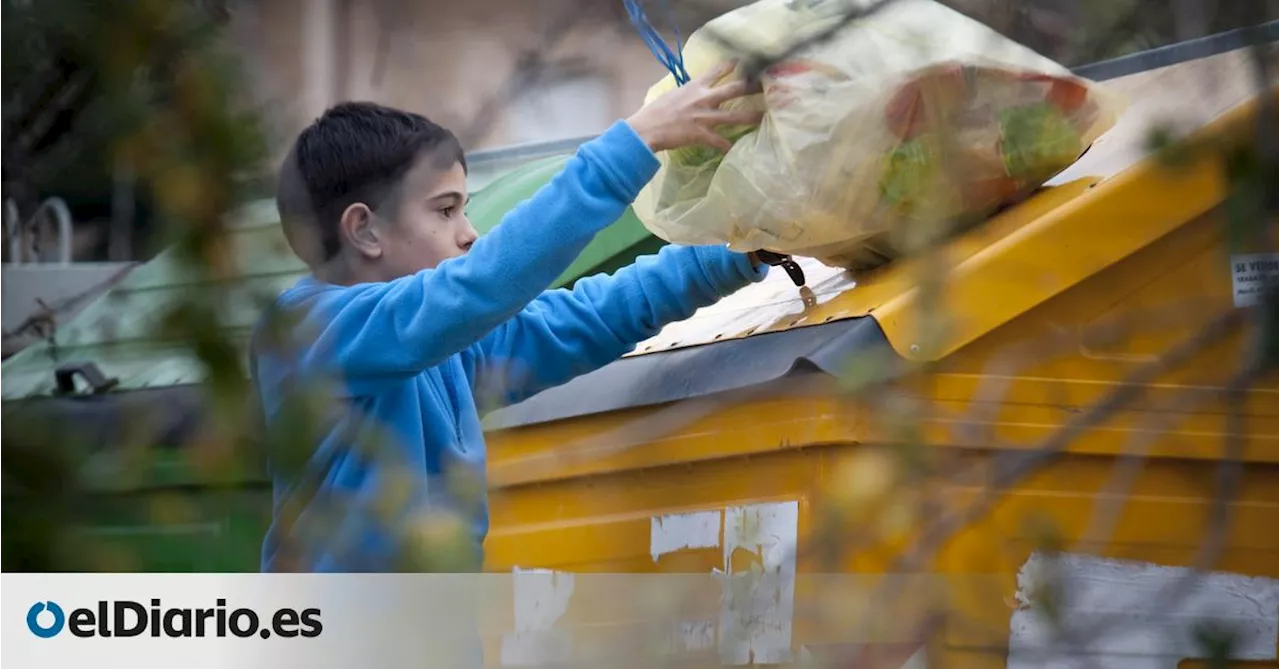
[{"xmin": 27, "ymin": 599, "xmax": 322, "ymax": 639}]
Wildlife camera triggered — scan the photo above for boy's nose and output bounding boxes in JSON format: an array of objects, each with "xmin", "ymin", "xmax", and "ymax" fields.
[{"xmin": 459, "ymin": 223, "xmax": 478, "ymax": 251}]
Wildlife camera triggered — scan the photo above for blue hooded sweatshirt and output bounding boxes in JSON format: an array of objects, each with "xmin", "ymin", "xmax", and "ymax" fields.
[{"xmin": 252, "ymin": 120, "xmax": 767, "ymax": 572}]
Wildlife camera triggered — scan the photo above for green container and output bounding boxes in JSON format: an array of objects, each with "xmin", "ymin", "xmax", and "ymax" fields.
[{"xmin": 467, "ymin": 154, "xmax": 665, "ymax": 288}]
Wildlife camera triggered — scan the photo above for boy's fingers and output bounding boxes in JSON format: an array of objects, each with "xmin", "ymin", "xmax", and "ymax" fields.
[
  {"xmin": 705, "ymin": 78, "xmax": 760, "ymax": 105},
  {"xmin": 694, "ymin": 60, "xmax": 738, "ymax": 85},
  {"xmin": 696, "ymin": 129, "xmax": 734, "ymax": 153},
  {"xmin": 711, "ymin": 109, "xmax": 765, "ymax": 127}
]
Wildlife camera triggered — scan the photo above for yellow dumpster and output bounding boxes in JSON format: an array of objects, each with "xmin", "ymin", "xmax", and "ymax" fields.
[{"xmin": 480, "ymin": 45, "xmax": 1278, "ymax": 668}]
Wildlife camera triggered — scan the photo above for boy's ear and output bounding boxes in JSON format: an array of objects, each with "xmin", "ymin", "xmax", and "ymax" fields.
[{"xmin": 339, "ymin": 203, "xmax": 383, "ymax": 260}]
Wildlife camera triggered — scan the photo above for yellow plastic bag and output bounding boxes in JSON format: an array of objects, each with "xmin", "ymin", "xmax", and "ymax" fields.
[{"xmin": 631, "ymin": 0, "xmax": 1125, "ymax": 270}]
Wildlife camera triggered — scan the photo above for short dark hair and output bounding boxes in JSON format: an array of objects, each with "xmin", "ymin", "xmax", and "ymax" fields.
[{"xmin": 276, "ymin": 101, "xmax": 466, "ymax": 266}]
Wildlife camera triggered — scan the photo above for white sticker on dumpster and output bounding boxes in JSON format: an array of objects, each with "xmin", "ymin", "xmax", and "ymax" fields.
[
  {"xmin": 648, "ymin": 501, "xmax": 800, "ymax": 664},
  {"xmin": 651, "ymin": 510, "xmax": 722, "ymax": 562},
  {"xmin": 501, "ymin": 568, "xmax": 575, "ymax": 667},
  {"xmin": 1008, "ymin": 551, "xmax": 1279, "ymax": 668},
  {"xmin": 719, "ymin": 501, "xmax": 799, "ymax": 665},
  {"xmin": 1230, "ymin": 253, "xmax": 1278, "ymax": 308}
]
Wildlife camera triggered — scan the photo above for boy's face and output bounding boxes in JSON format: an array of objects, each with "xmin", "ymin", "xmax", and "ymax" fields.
[{"xmin": 366, "ymin": 156, "xmax": 477, "ymax": 280}]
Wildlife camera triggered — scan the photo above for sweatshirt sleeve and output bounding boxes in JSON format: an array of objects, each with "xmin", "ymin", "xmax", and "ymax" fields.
[
  {"xmin": 462, "ymin": 244, "xmax": 766, "ymax": 410},
  {"xmin": 278, "ymin": 120, "xmax": 660, "ymax": 387}
]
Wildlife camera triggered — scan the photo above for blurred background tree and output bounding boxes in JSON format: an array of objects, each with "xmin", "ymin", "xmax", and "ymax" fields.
[
  {"xmin": 2, "ymin": 0, "xmax": 268, "ymax": 571},
  {"xmin": 2, "ymin": 0, "xmax": 265, "ymax": 262}
]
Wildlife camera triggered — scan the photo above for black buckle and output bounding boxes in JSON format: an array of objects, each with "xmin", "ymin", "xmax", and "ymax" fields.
[{"xmin": 754, "ymin": 250, "xmax": 806, "ymax": 287}]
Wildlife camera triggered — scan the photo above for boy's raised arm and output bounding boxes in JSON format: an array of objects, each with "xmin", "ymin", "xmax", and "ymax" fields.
[
  {"xmin": 280, "ymin": 120, "xmax": 658, "ymax": 383},
  {"xmin": 273, "ymin": 61, "xmax": 762, "ymax": 385},
  {"xmin": 463, "ymin": 244, "xmax": 767, "ymax": 409}
]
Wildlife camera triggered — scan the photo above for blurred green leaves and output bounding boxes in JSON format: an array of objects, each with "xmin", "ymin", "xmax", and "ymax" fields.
[{"xmin": 3, "ymin": 0, "xmax": 274, "ymax": 572}]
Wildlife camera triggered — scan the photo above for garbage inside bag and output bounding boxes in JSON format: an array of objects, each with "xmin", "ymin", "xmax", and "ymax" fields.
[{"xmin": 630, "ymin": 0, "xmax": 1126, "ymax": 271}]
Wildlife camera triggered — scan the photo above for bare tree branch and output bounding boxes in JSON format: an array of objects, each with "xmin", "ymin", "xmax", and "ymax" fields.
[
  {"xmin": 1, "ymin": 261, "xmax": 136, "ymax": 352},
  {"xmin": 905, "ymin": 306, "xmax": 1248, "ymax": 570},
  {"xmin": 368, "ymin": 0, "xmax": 406, "ymax": 89},
  {"xmin": 699, "ymin": 0, "xmax": 903, "ymax": 81},
  {"xmin": 456, "ymin": 0, "xmax": 596, "ymax": 147}
]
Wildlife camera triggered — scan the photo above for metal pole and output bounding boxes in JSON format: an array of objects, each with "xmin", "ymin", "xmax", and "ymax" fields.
[{"xmin": 110, "ymin": 159, "xmax": 135, "ymax": 262}]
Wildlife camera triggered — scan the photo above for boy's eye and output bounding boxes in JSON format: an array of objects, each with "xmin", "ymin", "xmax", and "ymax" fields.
[{"xmin": 439, "ymin": 206, "xmax": 456, "ymax": 218}]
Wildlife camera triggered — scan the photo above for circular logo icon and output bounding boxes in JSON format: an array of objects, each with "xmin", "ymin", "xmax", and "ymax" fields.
[{"xmin": 27, "ymin": 601, "xmax": 65, "ymax": 638}]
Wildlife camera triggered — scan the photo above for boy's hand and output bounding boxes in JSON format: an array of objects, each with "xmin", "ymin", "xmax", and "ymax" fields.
[{"xmin": 626, "ymin": 61, "xmax": 764, "ymax": 154}]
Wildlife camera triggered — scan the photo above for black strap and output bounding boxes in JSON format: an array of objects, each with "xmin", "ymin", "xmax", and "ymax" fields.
[{"xmin": 755, "ymin": 249, "xmax": 807, "ymax": 287}]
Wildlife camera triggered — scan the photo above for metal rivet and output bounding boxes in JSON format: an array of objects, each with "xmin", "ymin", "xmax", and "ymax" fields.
[{"xmin": 910, "ymin": 344, "xmax": 920, "ymax": 353}]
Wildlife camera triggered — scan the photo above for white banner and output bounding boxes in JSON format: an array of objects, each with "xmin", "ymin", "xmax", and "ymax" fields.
[
  {"xmin": 6, "ymin": 574, "xmax": 487, "ymax": 669},
  {"xmin": 5, "ymin": 567, "xmax": 1275, "ymax": 669},
  {"xmin": 3, "ymin": 572, "xmax": 882, "ymax": 669}
]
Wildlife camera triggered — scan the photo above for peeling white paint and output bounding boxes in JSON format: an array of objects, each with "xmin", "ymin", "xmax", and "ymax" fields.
[
  {"xmin": 1008, "ymin": 551, "xmax": 1280, "ymax": 669},
  {"xmin": 662, "ymin": 619, "xmax": 717, "ymax": 654},
  {"xmin": 646, "ymin": 501, "xmax": 802, "ymax": 665},
  {"xmin": 500, "ymin": 567, "xmax": 575, "ymax": 667},
  {"xmin": 650, "ymin": 510, "xmax": 722, "ymax": 562},
  {"xmin": 718, "ymin": 501, "xmax": 800, "ymax": 665}
]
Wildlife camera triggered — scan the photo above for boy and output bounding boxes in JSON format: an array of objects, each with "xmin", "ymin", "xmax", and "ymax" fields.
[{"xmin": 254, "ymin": 61, "xmax": 766, "ymax": 572}]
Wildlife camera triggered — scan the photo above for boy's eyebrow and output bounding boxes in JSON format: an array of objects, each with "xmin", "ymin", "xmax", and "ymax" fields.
[{"xmin": 428, "ymin": 191, "xmax": 468, "ymax": 206}]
